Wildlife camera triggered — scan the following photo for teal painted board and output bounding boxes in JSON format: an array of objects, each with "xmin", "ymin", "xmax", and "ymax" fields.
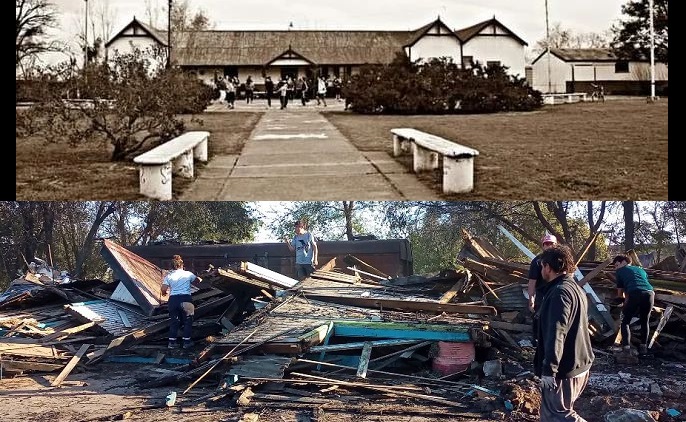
[{"xmin": 333, "ymin": 321, "xmax": 471, "ymax": 342}]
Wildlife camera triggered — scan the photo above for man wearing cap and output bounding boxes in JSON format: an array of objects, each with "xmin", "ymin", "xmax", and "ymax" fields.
[
  {"xmin": 528, "ymin": 234, "xmax": 558, "ymax": 339},
  {"xmin": 612, "ymin": 254, "xmax": 654, "ymax": 355}
]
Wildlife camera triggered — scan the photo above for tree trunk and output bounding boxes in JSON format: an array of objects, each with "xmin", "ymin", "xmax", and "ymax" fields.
[
  {"xmin": 624, "ymin": 201, "xmax": 635, "ymax": 251},
  {"xmin": 18, "ymin": 202, "xmax": 38, "ymax": 266},
  {"xmin": 343, "ymin": 201, "xmax": 354, "ymax": 241},
  {"xmin": 587, "ymin": 201, "xmax": 596, "ymax": 261},
  {"xmin": 74, "ymin": 202, "xmax": 116, "ymax": 279}
]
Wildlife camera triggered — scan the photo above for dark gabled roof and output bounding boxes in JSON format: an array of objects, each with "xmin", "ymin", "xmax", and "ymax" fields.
[
  {"xmin": 455, "ymin": 17, "xmax": 527, "ymax": 46},
  {"xmin": 531, "ymin": 48, "xmax": 618, "ymax": 65},
  {"xmin": 173, "ymin": 30, "xmax": 413, "ymax": 66},
  {"xmin": 266, "ymin": 47, "xmax": 314, "ymax": 65},
  {"xmin": 404, "ymin": 17, "xmax": 461, "ymax": 47},
  {"xmin": 105, "ymin": 17, "xmax": 168, "ymax": 48}
]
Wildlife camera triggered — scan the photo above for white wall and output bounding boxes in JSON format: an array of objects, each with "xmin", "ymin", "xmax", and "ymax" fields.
[
  {"xmin": 462, "ymin": 34, "xmax": 527, "ymax": 78},
  {"xmin": 409, "ymin": 35, "xmax": 461, "ymax": 63},
  {"xmin": 107, "ymin": 37, "xmax": 162, "ymax": 59},
  {"xmin": 530, "ymin": 52, "xmax": 571, "ymax": 93}
]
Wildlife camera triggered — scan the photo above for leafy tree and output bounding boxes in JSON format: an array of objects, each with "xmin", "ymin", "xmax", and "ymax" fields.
[
  {"xmin": 16, "ymin": 0, "xmax": 61, "ymax": 73},
  {"xmin": 611, "ymin": 0, "xmax": 668, "ymax": 63},
  {"xmin": 16, "ymin": 48, "xmax": 213, "ymax": 161},
  {"xmin": 266, "ymin": 202, "xmax": 383, "ymax": 242}
]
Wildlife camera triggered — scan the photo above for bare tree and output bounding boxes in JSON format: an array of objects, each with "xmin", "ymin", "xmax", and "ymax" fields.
[{"xmin": 16, "ymin": 0, "xmax": 61, "ymax": 73}]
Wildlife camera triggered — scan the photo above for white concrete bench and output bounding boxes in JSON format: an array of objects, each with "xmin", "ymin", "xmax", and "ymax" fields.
[
  {"xmin": 542, "ymin": 92, "xmax": 587, "ymax": 105},
  {"xmin": 133, "ymin": 131, "xmax": 210, "ymax": 200},
  {"xmin": 391, "ymin": 128, "xmax": 479, "ymax": 194}
]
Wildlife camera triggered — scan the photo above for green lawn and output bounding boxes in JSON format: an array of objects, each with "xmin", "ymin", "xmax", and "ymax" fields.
[
  {"xmin": 325, "ymin": 97, "xmax": 669, "ymax": 200},
  {"xmin": 15, "ymin": 112, "xmax": 262, "ymax": 200}
]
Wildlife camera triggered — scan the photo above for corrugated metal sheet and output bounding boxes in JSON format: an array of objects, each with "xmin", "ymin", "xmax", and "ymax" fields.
[
  {"xmin": 100, "ymin": 239, "xmax": 168, "ymax": 316},
  {"xmin": 66, "ymin": 300, "xmax": 150, "ymax": 337},
  {"xmin": 483, "ymin": 283, "xmax": 528, "ymax": 312}
]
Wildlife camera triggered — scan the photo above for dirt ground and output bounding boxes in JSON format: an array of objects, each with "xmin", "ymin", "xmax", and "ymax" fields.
[
  {"xmin": 325, "ymin": 97, "xmax": 669, "ymax": 200},
  {"xmin": 15, "ymin": 112, "xmax": 262, "ymax": 200},
  {"xmin": 2, "ymin": 347, "xmax": 684, "ymax": 422},
  {"xmin": 16, "ymin": 97, "xmax": 668, "ymax": 201}
]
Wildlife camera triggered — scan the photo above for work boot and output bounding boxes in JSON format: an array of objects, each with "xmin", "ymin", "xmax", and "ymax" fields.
[
  {"xmin": 638, "ymin": 344, "xmax": 648, "ymax": 355},
  {"xmin": 168, "ymin": 339, "xmax": 179, "ymax": 349},
  {"xmin": 182, "ymin": 339, "xmax": 194, "ymax": 349}
]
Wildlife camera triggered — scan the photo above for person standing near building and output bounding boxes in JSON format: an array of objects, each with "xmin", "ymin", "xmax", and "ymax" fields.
[
  {"xmin": 245, "ymin": 76, "xmax": 255, "ymax": 104},
  {"xmin": 612, "ymin": 254, "xmax": 655, "ymax": 355},
  {"xmin": 225, "ymin": 78, "xmax": 236, "ymax": 109},
  {"xmin": 316, "ymin": 76, "xmax": 328, "ymax": 107},
  {"xmin": 284, "ymin": 220, "xmax": 318, "ymax": 280},
  {"xmin": 160, "ymin": 255, "xmax": 202, "ymax": 349},
  {"xmin": 528, "ymin": 234, "xmax": 558, "ymax": 337},
  {"xmin": 264, "ymin": 76, "xmax": 274, "ymax": 108},
  {"xmin": 278, "ymin": 78, "xmax": 289, "ymax": 109},
  {"xmin": 535, "ymin": 244, "xmax": 594, "ymax": 421}
]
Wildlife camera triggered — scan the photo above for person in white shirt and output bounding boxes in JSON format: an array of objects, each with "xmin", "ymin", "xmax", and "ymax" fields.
[{"xmin": 161, "ymin": 255, "xmax": 202, "ymax": 349}]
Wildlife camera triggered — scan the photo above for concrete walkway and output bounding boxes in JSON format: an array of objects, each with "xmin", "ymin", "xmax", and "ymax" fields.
[{"xmin": 179, "ymin": 100, "xmax": 439, "ymax": 200}]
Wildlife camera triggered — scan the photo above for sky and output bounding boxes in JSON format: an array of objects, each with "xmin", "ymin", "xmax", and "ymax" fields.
[{"xmin": 42, "ymin": 0, "xmax": 628, "ymax": 65}]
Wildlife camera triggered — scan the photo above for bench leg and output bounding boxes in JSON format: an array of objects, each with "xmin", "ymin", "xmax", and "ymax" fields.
[
  {"xmin": 172, "ymin": 150, "xmax": 194, "ymax": 178},
  {"xmin": 393, "ymin": 135, "xmax": 411, "ymax": 157},
  {"xmin": 193, "ymin": 138, "xmax": 208, "ymax": 162},
  {"xmin": 412, "ymin": 143, "xmax": 439, "ymax": 172},
  {"xmin": 139, "ymin": 163, "xmax": 172, "ymax": 200},
  {"xmin": 443, "ymin": 156, "xmax": 475, "ymax": 194}
]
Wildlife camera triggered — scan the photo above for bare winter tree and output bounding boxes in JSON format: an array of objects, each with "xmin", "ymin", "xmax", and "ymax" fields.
[{"xmin": 16, "ymin": 0, "xmax": 61, "ymax": 74}]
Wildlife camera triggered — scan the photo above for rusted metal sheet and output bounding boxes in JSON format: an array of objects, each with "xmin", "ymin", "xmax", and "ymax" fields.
[
  {"xmin": 128, "ymin": 239, "xmax": 413, "ymax": 280},
  {"xmin": 100, "ymin": 239, "xmax": 168, "ymax": 316},
  {"xmin": 482, "ymin": 283, "xmax": 528, "ymax": 312}
]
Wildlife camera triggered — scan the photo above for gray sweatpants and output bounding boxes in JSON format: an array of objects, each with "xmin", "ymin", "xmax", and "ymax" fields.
[{"xmin": 540, "ymin": 370, "xmax": 590, "ymax": 421}]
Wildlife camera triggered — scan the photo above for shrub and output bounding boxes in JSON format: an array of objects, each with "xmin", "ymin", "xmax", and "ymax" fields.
[
  {"xmin": 343, "ymin": 54, "xmax": 543, "ymax": 114},
  {"xmin": 16, "ymin": 48, "xmax": 212, "ymax": 161}
]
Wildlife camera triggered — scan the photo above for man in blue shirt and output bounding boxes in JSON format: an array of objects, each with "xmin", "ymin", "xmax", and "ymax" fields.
[
  {"xmin": 284, "ymin": 220, "xmax": 318, "ymax": 281},
  {"xmin": 161, "ymin": 255, "xmax": 202, "ymax": 349},
  {"xmin": 612, "ymin": 254, "xmax": 654, "ymax": 355}
]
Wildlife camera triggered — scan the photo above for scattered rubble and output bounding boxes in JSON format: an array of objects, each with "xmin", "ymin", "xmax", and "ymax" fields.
[{"xmin": 1, "ymin": 233, "xmax": 685, "ymax": 422}]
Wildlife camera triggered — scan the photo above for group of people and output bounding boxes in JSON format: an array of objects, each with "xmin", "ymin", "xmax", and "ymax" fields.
[
  {"xmin": 528, "ymin": 235, "xmax": 655, "ymax": 420},
  {"xmin": 212, "ymin": 74, "xmax": 344, "ymax": 110},
  {"xmin": 161, "ymin": 228, "xmax": 655, "ymax": 422}
]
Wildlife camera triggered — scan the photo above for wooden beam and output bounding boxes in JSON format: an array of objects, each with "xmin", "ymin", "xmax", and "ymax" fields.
[
  {"xmin": 41, "ymin": 321, "xmax": 97, "ymax": 343},
  {"xmin": 577, "ymin": 258, "xmax": 613, "ymax": 287},
  {"xmin": 438, "ymin": 274, "xmax": 467, "ymax": 304},
  {"xmin": 487, "ymin": 321, "xmax": 532, "ymax": 332},
  {"xmin": 51, "ymin": 343, "xmax": 91, "ymax": 387},
  {"xmin": 0, "ymin": 360, "xmax": 64, "ymax": 372},
  {"xmin": 305, "ymin": 294, "xmax": 497, "ymax": 315},
  {"xmin": 356, "ymin": 342, "xmax": 373, "ymax": 378}
]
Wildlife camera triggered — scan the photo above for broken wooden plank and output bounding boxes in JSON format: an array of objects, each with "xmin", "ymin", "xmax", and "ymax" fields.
[
  {"xmin": 439, "ymin": 274, "xmax": 467, "ymax": 304},
  {"xmin": 655, "ymin": 294, "xmax": 686, "ymax": 307},
  {"xmin": 0, "ymin": 342, "xmax": 63, "ymax": 359},
  {"xmin": 310, "ymin": 339, "xmax": 420, "ymax": 353},
  {"xmin": 41, "ymin": 321, "xmax": 97, "ymax": 343},
  {"xmin": 0, "ymin": 360, "xmax": 64, "ymax": 372},
  {"xmin": 305, "ymin": 295, "xmax": 497, "ymax": 315},
  {"xmin": 487, "ymin": 321, "xmax": 532, "ymax": 332},
  {"xmin": 577, "ymin": 258, "xmax": 613, "ymax": 287},
  {"xmin": 51, "ymin": 343, "xmax": 91, "ymax": 387},
  {"xmin": 648, "ymin": 305, "xmax": 673, "ymax": 349},
  {"xmin": 356, "ymin": 342, "xmax": 373, "ymax": 378}
]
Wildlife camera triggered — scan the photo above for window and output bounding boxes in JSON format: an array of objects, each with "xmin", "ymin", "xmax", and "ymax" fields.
[
  {"xmin": 223, "ymin": 66, "xmax": 238, "ymax": 78},
  {"xmin": 462, "ymin": 56, "xmax": 474, "ymax": 68},
  {"xmin": 615, "ymin": 60, "xmax": 629, "ymax": 73},
  {"xmin": 486, "ymin": 60, "xmax": 501, "ymax": 68}
]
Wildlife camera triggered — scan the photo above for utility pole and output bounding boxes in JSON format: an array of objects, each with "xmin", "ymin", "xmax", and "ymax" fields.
[
  {"xmin": 545, "ymin": 0, "xmax": 552, "ymax": 93},
  {"xmin": 649, "ymin": 0, "xmax": 656, "ymax": 101},
  {"xmin": 84, "ymin": 0, "xmax": 89, "ymax": 69},
  {"xmin": 167, "ymin": 0, "xmax": 172, "ymax": 69}
]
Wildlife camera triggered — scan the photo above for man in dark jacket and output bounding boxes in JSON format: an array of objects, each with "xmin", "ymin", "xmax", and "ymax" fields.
[
  {"xmin": 535, "ymin": 244, "xmax": 594, "ymax": 421},
  {"xmin": 612, "ymin": 254, "xmax": 654, "ymax": 355}
]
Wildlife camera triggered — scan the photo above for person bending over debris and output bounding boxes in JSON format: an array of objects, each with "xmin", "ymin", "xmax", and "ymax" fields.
[
  {"xmin": 284, "ymin": 220, "xmax": 318, "ymax": 281},
  {"xmin": 534, "ymin": 244, "xmax": 594, "ymax": 422},
  {"xmin": 528, "ymin": 234, "xmax": 558, "ymax": 341},
  {"xmin": 612, "ymin": 254, "xmax": 654, "ymax": 356},
  {"xmin": 161, "ymin": 254, "xmax": 202, "ymax": 349}
]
